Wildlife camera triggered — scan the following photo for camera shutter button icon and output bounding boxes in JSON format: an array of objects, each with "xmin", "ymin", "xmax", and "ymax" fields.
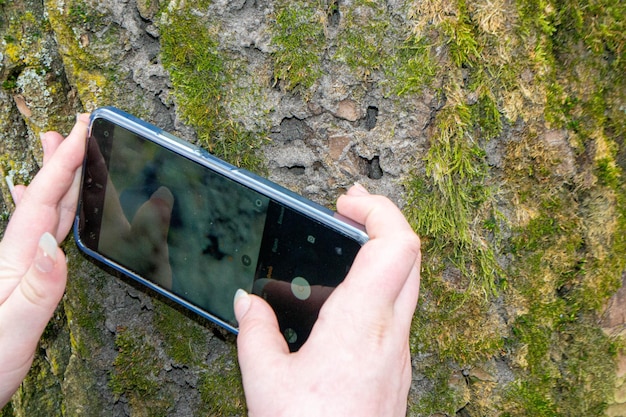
[{"xmin": 291, "ymin": 277, "xmax": 311, "ymax": 300}]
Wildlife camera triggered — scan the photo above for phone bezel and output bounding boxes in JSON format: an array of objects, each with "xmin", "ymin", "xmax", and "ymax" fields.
[{"xmin": 74, "ymin": 106, "xmax": 369, "ymax": 335}]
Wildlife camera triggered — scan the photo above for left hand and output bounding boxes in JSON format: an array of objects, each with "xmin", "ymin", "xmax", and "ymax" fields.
[{"xmin": 0, "ymin": 114, "xmax": 89, "ymax": 406}]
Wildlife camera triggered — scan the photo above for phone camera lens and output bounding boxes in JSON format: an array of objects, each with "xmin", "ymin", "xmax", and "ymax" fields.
[
  {"xmin": 241, "ymin": 255, "xmax": 251, "ymax": 267},
  {"xmin": 103, "ymin": 130, "xmax": 110, "ymax": 138}
]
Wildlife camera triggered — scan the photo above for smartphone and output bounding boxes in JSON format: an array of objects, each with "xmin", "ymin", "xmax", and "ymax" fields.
[{"xmin": 74, "ymin": 107, "xmax": 368, "ymax": 351}]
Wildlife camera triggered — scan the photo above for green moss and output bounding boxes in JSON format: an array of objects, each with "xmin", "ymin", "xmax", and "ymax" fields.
[
  {"xmin": 110, "ymin": 329, "xmax": 158, "ymax": 396},
  {"xmin": 401, "ymin": 0, "xmax": 624, "ymax": 413},
  {"xmin": 197, "ymin": 348, "xmax": 246, "ymax": 416},
  {"xmin": 502, "ymin": 379, "xmax": 558, "ymax": 417},
  {"xmin": 109, "ymin": 328, "xmax": 173, "ymax": 415},
  {"xmin": 504, "ymin": 319, "xmax": 617, "ymax": 416},
  {"xmin": 334, "ymin": 0, "xmax": 397, "ymax": 78},
  {"xmin": 153, "ymin": 301, "xmax": 207, "ymax": 366},
  {"xmin": 404, "ymin": 102, "xmax": 499, "ymax": 296},
  {"xmin": 160, "ymin": 6, "xmax": 265, "ymax": 171},
  {"xmin": 11, "ymin": 351, "xmax": 64, "ymax": 416},
  {"xmin": 411, "ymin": 272, "xmax": 504, "ymax": 365},
  {"xmin": 409, "ymin": 365, "xmax": 465, "ymax": 416},
  {"xmin": 440, "ymin": 0, "xmax": 481, "ymax": 68},
  {"xmin": 0, "ymin": 401, "xmax": 14, "ymax": 417},
  {"xmin": 2, "ymin": 8, "xmax": 47, "ymax": 68},
  {"xmin": 394, "ymin": 35, "xmax": 438, "ymax": 96},
  {"xmin": 555, "ymin": 322, "xmax": 617, "ymax": 414},
  {"xmin": 63, "ymin": 250, "xmax": 106, "ymax": 358},
  {"xmin": 270, "ymin": 1, "xmax": 326, "ymax": 93},
  {"xmin": 474, "ymin": 93, "xmax": 503, "ymax": 140},
  {"xmin": 501, "ymin": 136, "xmax": 622, "ymax": 415},
  {"xmin": 67, "ymin": 0, "xmax": 106, "ymax": 26}
]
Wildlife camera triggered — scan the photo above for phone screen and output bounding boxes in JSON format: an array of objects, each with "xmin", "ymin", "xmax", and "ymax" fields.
[{"xmin": 77, "ymin": 116, "xmax": 362, "ymax": 350}]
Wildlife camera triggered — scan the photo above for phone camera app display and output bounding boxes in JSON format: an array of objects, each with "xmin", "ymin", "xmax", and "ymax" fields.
[
  {"xmin": 85, "ymin": 119, "xmax": 271, "ymax": 326},
  {"xmin": 291, "ymin": 277, "xmax": 311, "ymax": 301},
  {"xmin": 78, "ymin": 110, "xmax": 367, "ymax": 348},
  {"xmin": 254, "ymin": 204, "xmax": 361, "ymax": 351},
  {"xmin": 284, "ymin": 328, "xmax": 298, "ymax": 344}
]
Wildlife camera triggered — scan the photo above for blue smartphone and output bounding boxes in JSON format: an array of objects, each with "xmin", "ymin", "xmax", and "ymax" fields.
[{"xmin": 74, "ymin": 107, "xmax": 368, "ymax": 351}]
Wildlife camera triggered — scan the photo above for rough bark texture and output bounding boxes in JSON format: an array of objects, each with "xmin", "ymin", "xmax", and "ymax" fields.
[{"xmin": 1, "ymin": 0, "xmax": 624, "ymax": 416}]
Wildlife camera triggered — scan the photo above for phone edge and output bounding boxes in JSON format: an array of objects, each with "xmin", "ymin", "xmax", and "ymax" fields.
[{"xmin": 73, "ymin": 106, "xmax": 370, "ymax": 335}]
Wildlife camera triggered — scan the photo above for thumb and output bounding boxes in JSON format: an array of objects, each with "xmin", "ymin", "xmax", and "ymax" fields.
[
  {"xmin": 132, "ymin": 186, "xmax": 174, "ymax": 238},
  {"xmin": 234, "ymin": 289, "xmax": 289, "ymax": 363},
  {"xmin": 0, "ymin": 233, "xmax": 67, "ymax": 369}
]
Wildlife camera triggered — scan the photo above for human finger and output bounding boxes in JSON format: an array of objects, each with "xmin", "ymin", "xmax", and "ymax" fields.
[
  {"xmin": 335, "ymin": 190, "xmax": 420, "ymax": 310},
  {"xmin": 391, "ymin": 259, "xmax": 421, "ymax": 331},
  {"xmin": 131, "ymin": 187, "xmax": 174, "ymax": 239},
  {"xmin": 55, "ymin": 165, "xmax": 83, "ymax": 242},
  {"xmin": 235, "ymin": 289, "xmax": 289, "ymax": 364},
  {"xmin": 7, "ymin": 183, "xmax": 26, "ymax": 207},
  {"xmin": 41, "ymin": 131, "xmax": 64, "ymax": 166},
  {"xmin": 0, "ymin": 115, "xmax": 88, "ymax": 273},
  {"xmin": 234, "ymin": 289, "xmax": 290, "ymax": 408},
  {"xmin": 40, "ymin": 117, "xmax": 89, "ymax": 239},
  {"xmin": 4, "ymin": 114, "xmax": 88, "ymax": 231},
  {"xmin": 24, "ymin": 114, "xmax": 89, "ymax": 208},
  {"xmin": 0, "ymin": 233, "xmax": 66, "ymax": 376},
  {"xmin": 252, "ymin": 278, "xmax": 335, "ymax": 350},
  {"xmin": 337, "ymin": 185, "xmax": 416, "ymax": 241}
]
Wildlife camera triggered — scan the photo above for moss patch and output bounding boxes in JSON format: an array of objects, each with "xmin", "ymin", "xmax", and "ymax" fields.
[
  {"xmin": 159, "ymin": 4, "xmax": 266, "ymax": 171},
  {"xmin": 153, "ymin": 301, "xmax": 208, "ymax": 367},
  {"xmin": 401, "ymin": 0, "xmax": 625, "ymax": 413},
  {"xmin": 270, "ymin": 1, "xmax": 326, "ymax": 94},
  {"xmin": 334, "ymin": 0, "xmax": 399, "ymax": 80},
  {"xmin": 63, "ymin": 249, "xmax": 106, "ymax": 358},
  {"xmin": 197, "ymin": 347, "xmax": 247, "ymax": 416},
  {"xmin": 109, "ymin": 327, "xmax": 173, "ymax": 416}
]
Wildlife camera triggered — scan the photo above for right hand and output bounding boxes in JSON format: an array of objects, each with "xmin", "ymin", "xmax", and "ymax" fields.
[{"xmin": 235, "ymin": 184, "xmax": 421, "ymax": 417}]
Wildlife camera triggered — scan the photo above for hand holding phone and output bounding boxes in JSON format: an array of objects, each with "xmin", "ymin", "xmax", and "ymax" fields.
[
  {"xmin": 75, "ymin": 107, "xmax": 369, "ymax": 350},
  {"xmin": 235, "ymin": 185, "xmax": 421, "ymax": 416},
  {"xmin": 0, "ymin": 115, "xmax": 89, "ymax": 407}
]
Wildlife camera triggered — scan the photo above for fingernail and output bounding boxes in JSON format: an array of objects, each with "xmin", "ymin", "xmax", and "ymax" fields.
[
  {"xmin": 233, "ymin": 288, "xmax": 251, "ymax": 319},
  {"xmin": 151, "ymin": 186, "xmax": 174, "ymax": 205},
  {"xmin": 352, "ymin": 182, "xmax": 369, "ymax": 195},
  {"xmin": 77, "ymin": 113, "xmax": 90, "ymax": 124},
  {"xmin": 35, "ymin": 232, "xmax": 58, "ymax": 273},
  {"xmin": 5, "ymin": 176, "xmax": 15, "ymax": 203},
  {"xmin": 40, "ymin": 132, "xmax": 48, "ymax": 154}
]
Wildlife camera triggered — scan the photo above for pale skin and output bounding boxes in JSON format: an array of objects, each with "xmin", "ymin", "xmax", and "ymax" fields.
[
  {"xmin": 235, "ymin": 184, "xmax": 421, "ymax": 417},
  {"xmin": 0, "ymin": 114, "xmax": 89, "ymax": 405},
  {"xmin": 0, "ymin": 117, "xmax": 421, "ymax": 416}
]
